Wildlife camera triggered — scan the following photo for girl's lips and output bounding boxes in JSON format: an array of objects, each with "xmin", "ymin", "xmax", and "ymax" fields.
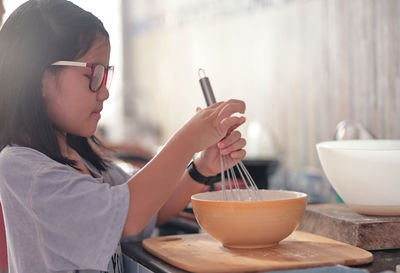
[
  {"xmin": 92, "ymin": 107, "xmax": 102, "ymax": 119},
  {"xmin": 92, "ymin": 112, "xmax": 101, "ymax": 120}
]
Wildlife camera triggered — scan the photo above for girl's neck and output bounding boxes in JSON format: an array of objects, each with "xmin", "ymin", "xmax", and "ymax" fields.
[
  {"xmin": 55, "ymin": 131, "xmax": 91, "ymax": 175},
  {"xmin": 56, "ymin": 131, "xmax": 72, "ymax": 157}
]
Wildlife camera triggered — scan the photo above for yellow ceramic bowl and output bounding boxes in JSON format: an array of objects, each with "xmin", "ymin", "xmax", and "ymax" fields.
[{"xmin": 191, "ymin": 189, "xmax": 307, "ymax": 249}]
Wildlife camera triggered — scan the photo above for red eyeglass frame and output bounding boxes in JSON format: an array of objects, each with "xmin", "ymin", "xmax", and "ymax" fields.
[{"xmin": 51, "ymin": 61, "xmax": 114, "ymax": 92}]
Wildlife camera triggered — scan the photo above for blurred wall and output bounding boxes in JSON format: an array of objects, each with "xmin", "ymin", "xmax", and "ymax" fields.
[{"xmin": 123, "ymin": 0, "xmax": 400, "ymax": 186}]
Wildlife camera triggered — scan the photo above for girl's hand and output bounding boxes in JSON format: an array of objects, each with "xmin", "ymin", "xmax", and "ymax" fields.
[
  {"xmin": 186, "ymin": 100, "xmax": 247, "ymax": 177},
  {"xmin": 180, "ymin": 99, "xmax": 246, "ymax": 154},
  {"xmin": 193, "ymin": 128, "xmax": 247, "ymax": 177}
]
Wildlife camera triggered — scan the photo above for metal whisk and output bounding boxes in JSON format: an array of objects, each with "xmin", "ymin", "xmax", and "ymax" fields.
[{"xmin": 198, "ymin": 69, "xmax": 261, "ymax": 201}]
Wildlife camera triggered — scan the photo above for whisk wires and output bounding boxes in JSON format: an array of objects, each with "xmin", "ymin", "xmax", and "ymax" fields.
[{"xmin": 219, "ymin": 155, "xmax": 261, "ymax": 201}]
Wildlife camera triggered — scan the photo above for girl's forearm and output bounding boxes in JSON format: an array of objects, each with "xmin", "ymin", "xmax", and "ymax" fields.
[
  {"xmin": 156, "ymin": 170, "xmax": 205, "ymax": 226},
  {"xmin": 123, "ymin": 130, "xmax": 195, "ymax": 236}
]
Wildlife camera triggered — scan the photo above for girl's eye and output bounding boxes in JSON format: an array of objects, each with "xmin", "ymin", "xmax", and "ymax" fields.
[{"xmin": 84, "ymin": 75, "xmax": 91, "ymax": 79}]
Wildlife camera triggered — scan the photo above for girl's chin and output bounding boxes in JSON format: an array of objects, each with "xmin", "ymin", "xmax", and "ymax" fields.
[
  {"xmin": 74, "ymin": 128, "xmax": 98, "ymax": 138},
  {"xmin": 64, "ymin": 119, "xmax": 100, "ymax": 138}
]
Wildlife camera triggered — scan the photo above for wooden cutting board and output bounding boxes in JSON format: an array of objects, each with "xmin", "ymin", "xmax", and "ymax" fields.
[{"xmin": 142, "ymin": 231, "xmax": 373, "ymax": 273}]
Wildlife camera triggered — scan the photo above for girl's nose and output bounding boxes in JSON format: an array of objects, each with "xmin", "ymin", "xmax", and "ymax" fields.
[{"xmin": 97, "ymin": 84, "xmax": 109, "ymax": 101}]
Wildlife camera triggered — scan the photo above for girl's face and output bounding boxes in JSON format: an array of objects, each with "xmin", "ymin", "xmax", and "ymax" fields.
[{"xmin": 42, "ymin": 37, "xmax": 110, "ymax": 137}]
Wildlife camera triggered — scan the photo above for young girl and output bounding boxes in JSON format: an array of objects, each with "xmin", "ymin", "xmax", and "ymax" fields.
[{"xmin": 0, "ymin": 1, "xmax": 247, "ymax": 272}]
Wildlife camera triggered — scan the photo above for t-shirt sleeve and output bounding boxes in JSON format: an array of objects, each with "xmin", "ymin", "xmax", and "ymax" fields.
[{"xmin": 30, "ymin": 163, "xmax": 130, "ymax": 271}]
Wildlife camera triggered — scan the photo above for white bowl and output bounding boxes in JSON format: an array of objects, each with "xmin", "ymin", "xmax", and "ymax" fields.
[{"xmin": 316, "ymin": 140, "xmax": 400, "ymax": 216}]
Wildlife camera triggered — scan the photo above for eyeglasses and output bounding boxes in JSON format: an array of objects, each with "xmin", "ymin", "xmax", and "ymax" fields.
[{"xmin": 51, "ymin": 61, "xmax": 114, "ymax": 92}]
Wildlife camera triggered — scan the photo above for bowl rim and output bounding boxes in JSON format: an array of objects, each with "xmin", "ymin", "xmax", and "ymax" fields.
[
  {"xmin": 316, "ymin": 139, "xmax": 400, "ymax": 151},
  {"xmin": 191, "ymin": 189, "xmax": 307, "ymax": 203}
]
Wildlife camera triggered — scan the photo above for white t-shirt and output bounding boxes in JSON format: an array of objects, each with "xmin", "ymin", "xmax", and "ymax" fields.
[{"xmin": 0, "ymin": 145, "xmax": 156, "ymax": 273}]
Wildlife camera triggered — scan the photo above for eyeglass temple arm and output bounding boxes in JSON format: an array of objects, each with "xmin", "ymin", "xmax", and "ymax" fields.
[{"xmin": 51, "ymin": 61, "xmax": 88, "ymax": 67}]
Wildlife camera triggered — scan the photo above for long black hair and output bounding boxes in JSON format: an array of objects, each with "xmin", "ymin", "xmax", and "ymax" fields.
[{"xmin": 0, "ymin": 0, "xmax": 109, "ymax": 171}]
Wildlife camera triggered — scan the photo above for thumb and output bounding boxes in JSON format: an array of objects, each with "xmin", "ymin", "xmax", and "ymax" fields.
[
  {"xmin": 196, "ymin": 106, "xmax": 202, "ymax": 113},
  {"xmin": 226, "ymin": 116, "xmax": 246, "ymax": 135}
]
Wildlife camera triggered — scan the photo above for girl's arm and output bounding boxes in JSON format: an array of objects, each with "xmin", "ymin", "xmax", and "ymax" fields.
[
  {"xmin": 156, "ymin": 128, "xmax": 247, "ymax": 226},
  {"xmin": 122, "ymin": 129, "xmax": 194, "ymax": 237},
  {"xmin": 156, "ymin": 166, "xmax": 205, "ymax": 226},
  {"xmin": 122, "ymin": 100, "xmax": 246, "ymax": 236}
]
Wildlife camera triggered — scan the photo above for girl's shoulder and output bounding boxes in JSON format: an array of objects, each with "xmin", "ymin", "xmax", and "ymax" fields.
[
  {"xmin": 0, "ymin": 146, "xmax": 73, "ymax": 195},
  {"xmin": 0, "ymin": 145, "xmax": 133, "ymax": 186},
  {"xmin": 0, "ymin": 145, "xmax": 63, "ymax": 173},
  {"xmin": 1, "ymin": 145, "xmax": 54, "ymax": 162}
]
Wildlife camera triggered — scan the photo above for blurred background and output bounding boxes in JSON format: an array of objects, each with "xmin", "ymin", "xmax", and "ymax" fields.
[{"xmin": 3, "ymin": 0, "xmax": 400, "ymax": 202}]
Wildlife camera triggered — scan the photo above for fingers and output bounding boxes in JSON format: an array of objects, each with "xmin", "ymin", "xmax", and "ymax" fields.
[
  {"xmin": 218, "ymin": 130, "xmax": 247, "ymax": 156},
  {"xmin": 218, "ymin": 130, "xmax": 242, "ymax": 149},
  {"xmin": 191, "ymin": 99, "xmax": 246, "ymax": 153},
  {"xmin": 209, "ymin": 101, "xmax": 224, "ymax": 109},
  {"xmin": 220, "ymin": 139, "xmax": 246, "ymax": 155},
  {"xmin": 220, "ymin": 116, "xmax": 246, "ymax": 134},
  {"xmin": 226, "ymin": 116, "xmax": 246, "ymax": 135},
  {"xmin": 229, "ymin": 149, "xmax": 246, "ymax": 159},
  {"xmin": 216, "ymin": 100, "xmax": 246, "ymax": 124},
  {"xmin": 200, "ymin": 101, "xmax": 223, "ymax": 111}
]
